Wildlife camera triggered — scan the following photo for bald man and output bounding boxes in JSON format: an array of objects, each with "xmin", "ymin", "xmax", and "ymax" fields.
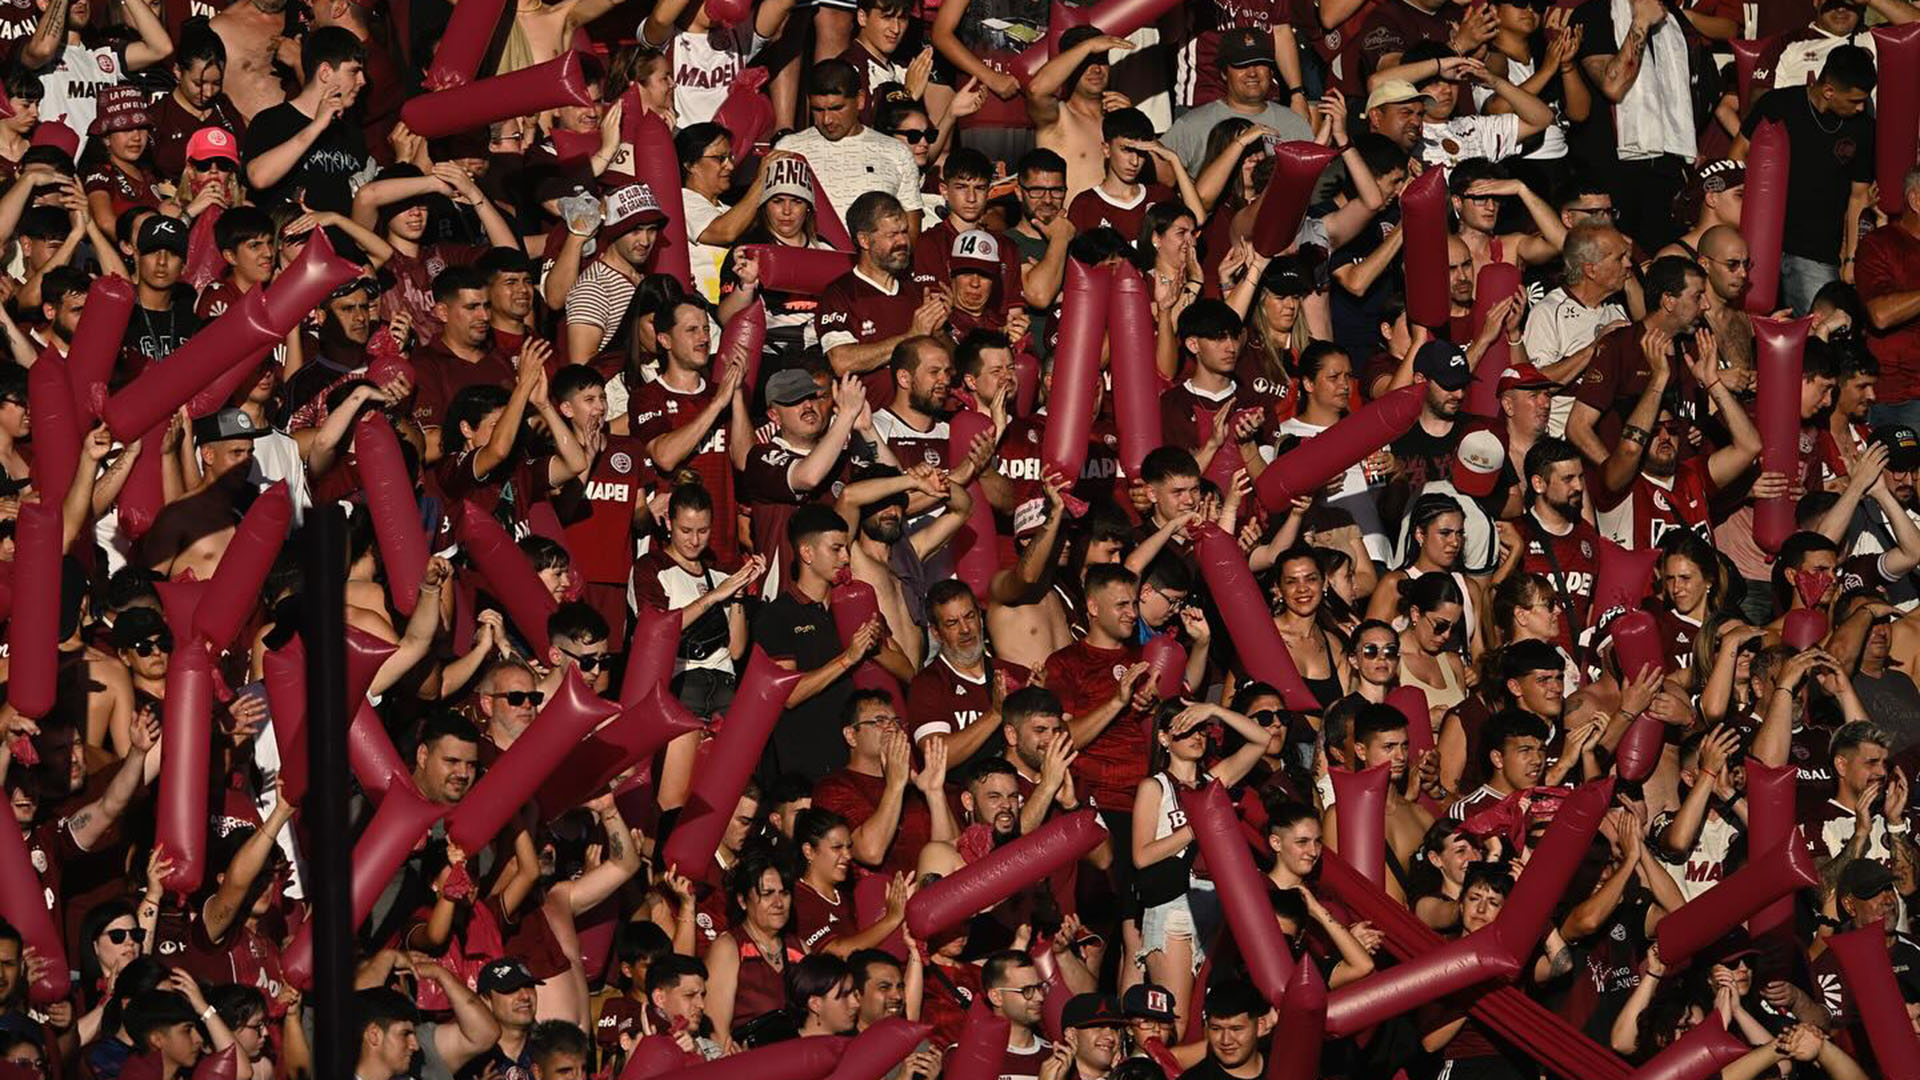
[{"xmin": 1697, "ymin": 224, "xmax": 1758, "ymax": 377}]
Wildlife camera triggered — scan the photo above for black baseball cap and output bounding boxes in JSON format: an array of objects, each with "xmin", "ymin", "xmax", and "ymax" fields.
[
  {"xmin": 1872, "ymin": 424, "xmax": 1920, "ymax": 471},
  {"xmin": 1219, "ymin": 28, "xmax": 1276, "ymax": 69},
  {"xmin": 1122, "ymin": 984, "xmax": 1177, "ymax": 1023},
  {"xmin": 1061, "ymin": 992, "xmax": 1125, "ymax": 1029},
  {"xmin": 1839, "ymin": 859, "xmax": 1897, "ymax": 901},
  {"xmin": 136, "ymin": 214, "xmax": 189, "ymax": 257},
  {"xmin": 191, "ymin": 408, "xmax": 271, "ymax": 446},
  {"xmin": 110, "ymin": 606, "xmax": 171, "ymax": 650},
  {"xmin": 477, "ymin": 957, "xmax": 537, "ymax": 994},
  {"xmin": 1415, "ymin": 340, "xmax": 1472, "ymax": 390}
]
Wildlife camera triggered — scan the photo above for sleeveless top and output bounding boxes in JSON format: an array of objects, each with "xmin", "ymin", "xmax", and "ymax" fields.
[
  {"xmin": 1302, "ymin": 630, "xmax": 1345, "ymax": 710},
  {"xmin": 1401, "ymin": 650, "xmax": 1466, "ymax": 713},
  {"xmin": 726, "ymin": 927, "xmax": 803, "ymax": 1025},
  {"xmin": 1399, "ymin": 568, "xmax": 1479, "ymax": 649}
]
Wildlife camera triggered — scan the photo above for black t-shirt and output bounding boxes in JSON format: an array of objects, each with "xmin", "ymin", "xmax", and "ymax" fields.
[
  {"xmin": 750, "ymin": 591, "xmax": 853, "ymax": 783},
  {"xmin": 1179, "ymin": 1056, "xmax": 1255, "ymax": 1080},
  {"xmin": 1328, "ymin": 200, "xmax": 1402, "ymax": 364},
  {"xmin": 1742, "ymin": 87, "xmax": 1875, "ymax": 263},
  {"xmin": 242, "ymin": 102, "xmax": 371, "ymax": 214},
  {"xmin": 120, "ymin": 289, "xmax": 205, "ymax": 367}
]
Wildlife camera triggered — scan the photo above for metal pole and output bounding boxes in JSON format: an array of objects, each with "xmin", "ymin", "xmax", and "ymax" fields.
[{"xmin": 301, "ymin": 505, "xmax": 353, "ymax": 1078}]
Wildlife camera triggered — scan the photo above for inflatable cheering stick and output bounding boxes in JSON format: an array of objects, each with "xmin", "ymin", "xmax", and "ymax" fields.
[
  {"xmin": 660, "ymin": 649, "xmax": 802, "ymax": 872},
  {"xmin": 906, "ymin": 810, "xmax": 1104, "ymax": 940}
]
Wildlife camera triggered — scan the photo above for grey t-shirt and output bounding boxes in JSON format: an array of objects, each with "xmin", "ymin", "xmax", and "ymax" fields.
[{"xmin": 1164, "ymin": 99, "xmax": 1315, "ymax": 178}]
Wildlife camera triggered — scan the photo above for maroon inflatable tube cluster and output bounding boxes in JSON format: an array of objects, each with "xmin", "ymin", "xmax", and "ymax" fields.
[
  {"xmin": 1179, "ymin": 782, "xmax": 1295, "ymax": 1006},
  {"xmin": 1192, "ymin": 521, "xmax": 1320, "ymax": 712},
  {"xmin": 823, "ymin": 1019, "xmax": 931, "ymax": 1080},
  {"xmin": 1782, "ymin": 607, "xmax": 1827, "ymax": 651},
  {"xmin": 627, "ymin": 110, "xmax": 694, "ymax": 290},
  {"xmin": 1491, "ymin": 778, "xmax": 1614, "ymax": 963},
  {"xmin": 1741, "ymin": 121, "xmax": 1790, "ymax": 317},
  {"xmin": 1264, "ymin": 940, "xmax": 1328, "ymax": 1080},
  {"xmin": 0, "ymin": 800, "xmax": 71, "ymax": 1005},
  {"xmin": 542, "ymin": 683, "xmax": 704, "ymax": 816},
  {"xmin": 1253, "ymin": 382, "xmax": 1423, "ymax": 512},
  {"xmin": 157, "ymin": 638, "xmax": 215, "ymax": 895},
  {"xmin": 116, "ymin": 416, "xmax": 169, "ymax": 540},
  {"xmin": 1250, "ymin": 142, "xmax": 1340, "ymax": 257},
  {"xmin": 1654, "ymin": 836, "xmax": 1817, "ymax": 965},
  {"xmin": 263, "ymin": 638, "xmax": 313, "ymax": 802},
  {"xmin": 905, "ymin": 810, "xmax": 1104, "ymax": 939},
  {"xmin": 1729, "ymin": 37, "xmax": 1773, "ymax": 112},
  {"xmin": 620, "ymin": 603, "xmax": 682, "ymax": 709},
  {"xmin": 67, "ymin": 275, "xmax": 134, "ymax": 419},
  {"xmin": 1609, "ymin": 610, "xmax": 1667, "ymax": 783},
  {"xmin": 660, "ymin": 649, "xmax": 803, "ymax": 872},
  {"xmin": 1386, "ymin": 685, "xmax": 1432, "ymax": 757},
  {"xmin": 1751, "ymin": 315, "xmax": 1811, "ymax": 554},
  {"xmin": 717, "ymin": 298, "xmax": 768, "ymax": 401},
  {"xmin": 1008, "ymin": 0, "xmax": 1184, "ymax": 80},
  {"xmin": 1624, "ymin": 1016, "xmax": 1751, "ymax": 1080},
  {"xmin": 1591, "ymin": 540, "xmax": 1658, "ymax": 623},
  {"xmin": 1876, "ymin": 26, "xmax": 1920, "ymax": 215},
  {"xmin": 1141, "ymin": 634, "xmax": 1187, "ymax": 701},
  {"xmin": 668, "ymin": 1037, "xmax": 851, "ymax": 1080},
  {"xmin": 947, "ymin": 409, "xmax": 1000, "ymax": 601},
  {"xmin": 619, "ymin": 1035, "xmax": 697, "ymax": 1079},
  {"xmin": 402, "ymin": 52, "xmax": 597, "ymax": 139},
  {"xmin": 348, "ymin": 699, "xmax": 411, "ymax": 803},
  {"xmin": 1745, "ymin": 758, "xmax": 1797, "ymax": 936},
  {"xmin": 194, "ymin": 482, "xmax": 292, "ymax": 651},
  {"xmin": 1400, "ymin": 169, "xmax": 1452, "ymax": 329},
  {"xmin": 946, "ymin": 999, "xmax": 1013, "ymax": 1080},
  {"xmin": 422, "ymin": 0, "xmax": 508, "ymax": 88},
  {"xmin": 28, "ymin": 352, "xmax": 81, "ymax": 509},
  {"xmin": 103, "ymin": 288, "xmax": 280, "ymax": 442},
  {"xmin": 355, "ymin": 412, "xmax": 430, "ymax": 616},
  {"xmin": 1044, "ymin": 260, "xmax": 1111, "ymax": 483},
  {"xmin": 1108, "ymin": 261, "xmax": 1161, "ymax": 477},
  {"xmin": 742, "ymin": 245, "xmax": 854, "ymax": 296}
]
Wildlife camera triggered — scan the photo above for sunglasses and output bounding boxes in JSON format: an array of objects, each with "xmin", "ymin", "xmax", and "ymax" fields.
[
  {"xmin": 189, "ymin": 157, "xmax": 237, "ymax": 173},
  {"xmin": 1427, "ymin": 617, "xmax": 1455, "ymax": 637},
  {"xmin": 103, "ymin": 927, "xmax": 147, "ymax": 945},
  {"xmin": 1249, "ymin": 709, "xmax": 1283, "ymax": 726},
  {"xmin": 489, "ymin": 690, "xmax": 545, "ymax": 707},
  {"xmin": 1360, "ymin": 643, "xmax": 1401, "ymax": 659},
  {"xmin": 889, "ymin": 128, "xmax": 934, "ymax": 144},
  {"xmin": 1710, "ymin": 257, "xmax": 1754, "ymax": 272},
  {"xmin": 1655, "ymin": 419, "xmax": 1689, "ymax": 437},
  {"xmin": 561, "ymin": 648, "xmax": 612, "ymax": 673},
  {"xmin": 130, "ymin": 637, "xmax": 172, "ymax": 657}
]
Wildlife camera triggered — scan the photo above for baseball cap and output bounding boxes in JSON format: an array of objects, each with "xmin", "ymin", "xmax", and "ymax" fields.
[
  {"xmin": 1365, "ymin": 79, "xmax": 1435, "ymax": 113},
  {"xmin": 1451, "ymin": 428, "xmax": 1505, "ymax": 498},
  {"xmin": 950, "ymin": 230, "xmax": 1002, "ymax": 279},
  {"xmin": 477, "ymin": 957, "xmax": 538, "ymax": 994},
  {"xmin": 760, "ymin": 154, "xmax": 818, "ymax": 207},
  {"xmin": 111, "ymin": 606, "xmax": 171, "ymax": 650},
  {"xmin": 1122, "ymin": 984, "xmax": 1178, "ymax": 1023},
  {"xmin": 89, "ymin": 84, "xmax": 151, "ymax": 136},
  {"xmin": 1497, "ymin": 363, "xmax": 1555, "ymax": 396},
  {"xmin": 1414, "ymin": 339, "xmax": 1472, "ymax": 390},
  {"xmin": 1839, "ymin": 859, "xmax": 1897, "ymax": 901},
  {"xmin": 136, "ymin": 215, "xmax": 189, "ymax": 257},
  {"xmin": 1872, "ymin": 423, "xmax": 1920, "ymax": 471},
  {"xmin": 191, "ymin": 408, "xmax": 271, "ymax": 445},
  {"xmin": 1702, "ymin": 929, "xmax": 1761, "ymax": 967},
  {"xmin": 184, "ymin": 126, "xmax": 239, "ymax": 164},
  {"xmin": 1060, "ymin": 992, "xmax": 1126, "ymax": 1029},
  {"xmin": 766, "ymin": 368, "xmax": 825, "ymax": 407},
  {"xmin": 1219, "ymin": 28, "xmax": 1277, "ymax": 69},
  {"xmin": 599, "ymin": 181, "xmax": 670, "ymax": 244}
]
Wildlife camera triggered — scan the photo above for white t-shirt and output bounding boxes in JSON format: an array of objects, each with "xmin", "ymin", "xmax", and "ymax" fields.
[
  {"xmin": 1271, "ymin": 416, "xmax": 1391, "ymax": 562},
  {"xmin": 682, "ymin": 186, "xmax": 728, "ymax": 303},
  {"xmin": 37, "ymin": 41, "xmax": 128, "ymax": 153},
  {"xmin": 1419, "ymin": 113, "xmax": 1523, "ymax": 170},
  {"xmin": 1472, "ymin": 61, "xmax": 1568, "ymax": 161},
  {"xmin": 668, "ymin": 25, "xmax": 767, "ymax": 126},
  {"xmin": 776, "ymin": 126, "xmax": 925, "ymax": 228},
  {"xmin": 1522, "ymin": 286, "xmax": 1628, "ymax": 436},
  {"xmin": 1772, "ymin": 29, "xmax": 1874, "ymax": 95}
]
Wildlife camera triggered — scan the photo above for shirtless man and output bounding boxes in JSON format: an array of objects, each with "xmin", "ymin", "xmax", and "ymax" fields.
[
  {"xmin": 140, "ymin": 407, "xmax": 267, "ymax": 579},
  {"xmin": 834, "ymin": 455, "xmax": 986, "ymax": 674},
  {"xmin": 1323, "ymin": 704, "xmax": 1435, "ymax": 903},
  {"xmin": 1696, "ymin": 224, "xmax": 1757, "ymax": 374},
  {"xmin": 209, "ymin": 0, "xmax": 295, "ymax": 119},
  {"xmin": 986, "ymin": 473, "xmax": 1076, "ymax": 672},
  {"xmin": 1449, "ymin": 163, "xmax": 1568, "ymax": 273},
  {"xmin": 1027, "ymin": 29, "xmax": 1136, "ymax": 201},
  {"xmin": 504, "ymin": 0, "xmax": 628, "ymax": 71}
]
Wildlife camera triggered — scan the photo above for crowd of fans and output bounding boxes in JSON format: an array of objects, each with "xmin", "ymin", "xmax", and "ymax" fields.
[{"xmin": 0, "ymin": 0, "xmax": 1919, "ymax": 1077}]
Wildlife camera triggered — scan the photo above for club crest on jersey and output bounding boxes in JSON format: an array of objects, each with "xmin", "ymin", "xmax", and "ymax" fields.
[
  {"xmin": 610, "ymin": 452, "xmax": 634, "ymax": 474},
  {"xmin": 1112, "ymin": 664, "xmax": 1128, "ymax": 680},
  {"xmin": 1580, "ymin": 541, "xmax": 1593, "ymax": 558}
]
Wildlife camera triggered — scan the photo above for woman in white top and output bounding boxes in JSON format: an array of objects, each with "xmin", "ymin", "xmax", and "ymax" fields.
[{"xmin": 1129, "ymin": 700, "xmax": 1276, "ymax": 1034}]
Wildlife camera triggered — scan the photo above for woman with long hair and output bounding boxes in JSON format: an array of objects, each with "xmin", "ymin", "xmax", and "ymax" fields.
[
  {"xmin": 1139, "ymin": 201, "xmax": 1202, "ymax": 370},
  {"xmin": 1233, "ymin": 255, "xmax": 1318, "ymax": 424},
  {"xmin": 1653, "ymin": 531, "xmax": 1726, "ymax": 680},
  {"xmin": 605, "ymin": 45, "xmax": 676, "ymax": 126},
  {"xmin": 1270, "ymin": 545, "xmax": 1350, "ymax": 710},
  {"xmin": 716, "ymin": 161, "xmax": 837, "ymax": 386},
  {"xmin": 1369, "ymin": 493, "xmax": 1487, "ymax": 655},
  {"xmin": 1131, "ymin": 700, "xmax": 1275, "ymax": 1031},
  {"xmin": 791, "ymin": 808, "xmax": 909, "ymax": 957},
  {"xmin": 1397, "ymin": 573, "xmax": 1469, "ymax": 713}
]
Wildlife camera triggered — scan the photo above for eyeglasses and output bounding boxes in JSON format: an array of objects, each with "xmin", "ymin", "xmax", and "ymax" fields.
[
  {"xmin": 239, "ymin": 1019, "xmax": 269, "ymax": 1033},
  {"xmin": 489, "ymin": 690, "xmax": 545, "ymax": 708},
  {"xmin": 1360, "ymin": 643, "xmax": 1401, "ymax": 659},
  {"xmin": 102, "ymin": 927, "xmax": 147, "ymax": 945},
  {"xmin": 1427, "ymin": 616, "xmax": 1455, "ymax": 637},
  {"xmin": 189, "ymin": 157, "xmax": 237, "ymax": 173},
  {"xmin": 1021, "ymin": 184, "xmax": 1066, "ymax": 198},
  {"xmin": 561, "ymin": 648, "xmax": 611, "ymax": 672},
  {"xmin": 889, "ymin": 128, "xmax": 934, "ymax": 144},
  {"xmin": 1567, "ymin": 204, "xmax": 1617, "ymax": 220},
  {"xmin": 1655, "ymin": 419, "xmax": 1689, "ymax": 436},
  {"xmin": 130, "ymin": 637, "xmax": 172, "ymax": 657},
  {"xmin": 1006, "ymin": 983, "xmax": 1049, "ymax": 1001},
  {"xmin": 1710, "ymin": 257, "xmax": 1753, "ymax": 271},
  {"xmin": 697, "ymin": 153, "xmax": 731, "ymax": 163},
  {"xmin": 851, "ymin": 715, "xmax": 902, "ymax": 731}
]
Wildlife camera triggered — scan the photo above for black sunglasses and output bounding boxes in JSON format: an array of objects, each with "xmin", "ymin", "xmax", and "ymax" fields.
[
  {"xmin": 1427, "ymin": 617, "xmax": 1455, "ymax": 637},
  {"xmin": 103, "ymin": 927, "xmax": 147, "ymax": 945},
  {"xmin": 889, "ymin": 128, "xmax": 934, "ymax": 144},
  {"xmin": 489, "ymin": 690, "xmax": 545, "ymax": 707},
  {"xmin": 1249, "ymin": 709, "xmax": 1282, "ymax": 726},
  {"xmin": 562, "ymin": 649, "xmax": 612, "ymax": 672},
  {"xmin": 189, "ymin": 157, "xmax": 237, "ymax": 173},
  {"xmin": 130, "ymin": 637, "xmax": 172, "ymax": 657},
  {"xmin": 1360, "ymin": 643, "xmax": 1401, "ymax": 659}
]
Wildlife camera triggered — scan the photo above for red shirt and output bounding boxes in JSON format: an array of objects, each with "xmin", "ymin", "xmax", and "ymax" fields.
[
  {"xmin": 812, "ymin": 767, "xmax": 937, "ymax": 877},
  {"xmin": 628, "ymin": 375, "xmax": 737, "ymax": 562},
  {"xmin": 906, "ymin": 654, "xmax": 1029, "ymax": 746},
  {"xmin": 913, "ymin": 218, "xmax": 1022, "ymax": 305},
  {"xmin": 1590, "ymin": 456, "xmax": 1714, "ymax": 552},
  {"xmin": 1044, "ymin": 639, "xmax": 1147, "ymax": 811},
  {"xmin": 411, "ymin": 339, "xmax": 519, "ymax": 430},
  {"xmin": 1573, "ymin": 323, "xmax": 1705, "ymax": 451},
  {"xmin": 553, "ymin": 434, "xmax": 656, "ymax": 585},
  {"xmin": 791, "ymin": 879, "xmax": 852, "ymax": 953},
  {"xmin": 82, "ymin": 161, "xmax": 160, "ymax": 220},
  {"xmin": 1066, "ymin": 183, "xmax": 1176, "ymax": 239},
  {"xmin": 739, "ymin": 436, "xmax": 871, "ymax": 584},
  {"xmin": 815, "ymin": 268, "xmax": 933, "ymax": 409},
  {"xmin": 1518, "ymin": 513, "xmax": 1604, "ymax": 634},
  {"xmin": 996, "ymin": 413, "xmax": 1126, "ymax": 513},
  {"xmin": 1858, "ymin": 222, "xmax": 1920, "ymax": 402}
]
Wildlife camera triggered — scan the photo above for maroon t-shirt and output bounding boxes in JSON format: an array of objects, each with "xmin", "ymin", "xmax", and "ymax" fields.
[
  {"xmin": 150, "ymin": 93, "xmax": 247, "ymax": 178},
  {"xmin": 1066, "ymin": 183, "xmax": 1176, "ymax": 239},
  {"xmin": 82, "ymin": 161, "xmax": 160, "ymax": 220},
  {"xmin": 1572, "ymin": 322, "xmax": 1705, "ymax": 452},
  {"xmin": 791, "ymin": 879, "xmax": 853, "ymax": 953},
  {"xmin": 812, "ymin": 767, "xmax": 936, "ymax": 878},
  {"xmin": 1044, "ymin": 639, "xmax": 1146, "ymax": 811},
  {"xmin": 1358, "ymin": 0, "xmax": 1454, "ymax": 76},
  {"xmin": 628, "ymin": 375, "xmax": 737, "ymax": 563},
  {"xmin": 739, "ymin": 436, "xmax": 871, "ymax": 584},
  {"xmin": 815, "ymin": 269, "xmax": 934, "ymax": 409},
  {"xmin": 380, "ymin": 243, "xmax": 487, "ymax": 345},
  {"xmin": 906, "ymin": 654, "xmax": 1029, "ymax": 748},
  {"xmin": 412, "ymin": 338, "xmax": 519, "ymax": 430},
  {"xmin": 552, "ymin": 433, "xmax": 656, "ymax": 585},
  {"xmin": 1518, "ymin": 514, "xmax": 1604, "ymax": 635},
  {"xmin": 913, "ymin": 218, "xmax": 1022, "ymax": 305}
]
